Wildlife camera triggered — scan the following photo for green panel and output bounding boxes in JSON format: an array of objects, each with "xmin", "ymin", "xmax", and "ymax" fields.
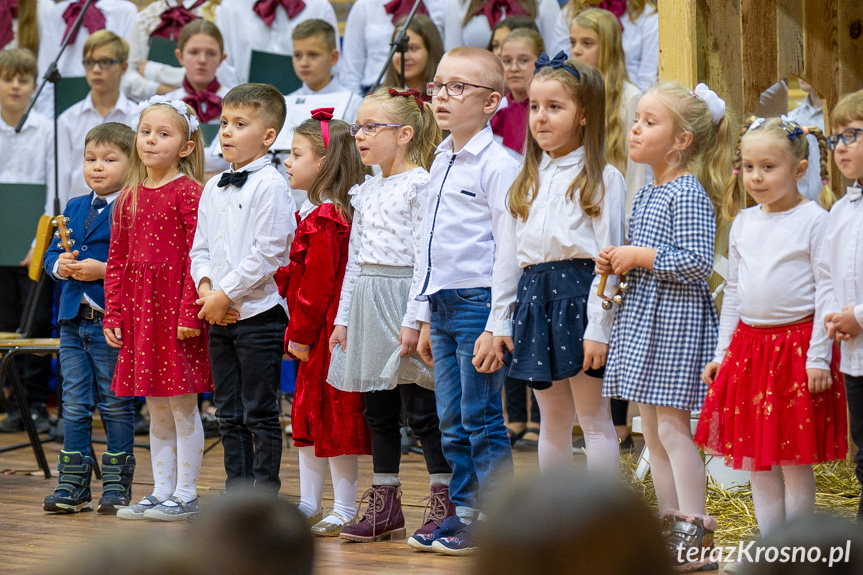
[
  {"xmin": 201, "ymin": 123, "xmax": 220, "ymax": 146},
  {"xmin": 148, "ymin": 36, "xmax": 179, "ymax": 67},
  {"xmin": 248, "ymin": 51, "xmax": 302, "ymax": 95},
  {"xmin": 56, "ymin": 77, "xmax": 90, "ymax": 116},
  {"xmin": 0, "ymin": 184, "xmax": 47, "ymax": 267}
]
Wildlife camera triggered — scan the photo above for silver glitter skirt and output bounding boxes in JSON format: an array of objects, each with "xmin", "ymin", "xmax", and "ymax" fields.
[{"xmin": 327, "ymin": 265, "xmax": 434, "ymax": 392}]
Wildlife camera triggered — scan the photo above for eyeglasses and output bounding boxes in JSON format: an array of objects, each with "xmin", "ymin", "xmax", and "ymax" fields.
[
  {"xmin": 82, "ymin": 58, "xmax": 124, "ymax": 70},
  {"xmin": 426, "ymin": 81, "xmax": 494, "ymax": 98},
  {"xmin": 827, "ymin": 128, "xmax": 863, "ymax": 150},
  {"xmin": 349, "ymin": 122, "xmax": 405, "ymax": 136}
]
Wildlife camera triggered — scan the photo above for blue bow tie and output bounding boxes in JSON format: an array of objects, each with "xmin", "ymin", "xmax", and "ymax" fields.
[
  {"xmin": 534, "ymin": 51, "xmax": 581, "ymax": 79},
  {"xmin": 848, "ymin": 186, "xmax": 862, "ymax": 202}
]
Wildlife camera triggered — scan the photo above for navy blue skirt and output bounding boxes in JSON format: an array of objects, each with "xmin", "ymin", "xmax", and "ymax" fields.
[{"xmin": 506, "ymin": 259, "xmax": 603, "ymax": 390}]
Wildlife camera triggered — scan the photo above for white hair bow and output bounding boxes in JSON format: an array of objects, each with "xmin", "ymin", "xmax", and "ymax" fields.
[
  {"xmin": 692, "ymin": 83, "xmax": 726, "ymax": 125},
  {"xmin": 131, "ymin": 95, "xmax": 200, "ymax": 139}
]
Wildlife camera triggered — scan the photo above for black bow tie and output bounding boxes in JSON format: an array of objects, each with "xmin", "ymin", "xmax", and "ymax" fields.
[{"xmin": 218, "ymin": 170, "xmax": 250, "ymax": 189}]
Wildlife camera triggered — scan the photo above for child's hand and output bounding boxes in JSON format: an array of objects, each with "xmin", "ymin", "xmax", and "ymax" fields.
[
  {"xmin": 473, "ymin": 331, "xmax": 503, "ymax": 373},
  {"xmin": 56, "ymin": 250, "xmax": 79, "ymax": 278},
  {"xmin": 104, "ymin": 327, "xmax": 122, "ymax": 348},
  {"xmin": 583, "ymin": 339, "xmax": 608, "ymax": 371},
  {"xmin": 824, "ymin": 312, "xmax": 838, "ymax": 339},
  {"xmin": 595, "ymin": 247, "xmax": 615, "ymax": 275},
  {"xmin": 216, "ymin": 308, "xmax": 240, "ymax": 326},
  {"xmin": 177, "ymin": 326, "xmax": 201, "ymax": 340},
  {"xmin": 287, "ymin": 341, "xmax": 311, "ymax": 362},
  {"xmin": 330, "ymin": 325, "xmax": 347, "ymax": 352},
  {"xmin": 65, "ymin": 258, "xmax": 107, "ymax": 282},
  {"xmin": 829, "ymin": 306, "xmax": 863, "ymax": 341},
  {"xmin": 807, "ymin": 368, "xmax": 833, "ymax": 393},
  {"xmin": 493, "ymin": 336, "xmax": 514, "ymax": 362},
  {"xmin": 399, "ymin": 326, "xmax": 419, "ymax": 357},
  {"xmin": 196, "ymin": 291, "xmax": 232, "ymax": 325},
  {"xmin": 701, "ymin": 362, "xmax": 721, "ymax": 385},
  {"xmin": 607, "ymin": 246, "xmax": 656, "ymax": 275},
  {"xmin": 417, "ymin": 322, "xmax": 434, "ymax": 367}
]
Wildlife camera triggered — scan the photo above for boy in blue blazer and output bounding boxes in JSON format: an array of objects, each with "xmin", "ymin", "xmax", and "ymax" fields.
[{"xmin": 42, "ymin": 123, "xmax": 137, "ymax": 514}]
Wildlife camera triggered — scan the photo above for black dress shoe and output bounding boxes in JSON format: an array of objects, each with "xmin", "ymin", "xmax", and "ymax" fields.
[{"xmin": 0, "ymin": 404, "xmax": 51, "ymax": 434}]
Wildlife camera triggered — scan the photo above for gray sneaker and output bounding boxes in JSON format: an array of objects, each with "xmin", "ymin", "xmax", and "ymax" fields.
[
  {"xmin": 143, "ymin": 496, "xmax": 199, "ymax": 521},
  {"xmin": 117, "ymin": 495, "xmax": 161, "ymax": 520}
]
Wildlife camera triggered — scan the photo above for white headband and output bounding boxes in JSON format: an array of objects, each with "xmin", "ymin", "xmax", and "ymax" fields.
[
  {"xmin": 692, "ymin": 83, "xmax": 726, "ymax": 125},
  {"xmin": 131, "ymin": 95, "xmax": 200, "ymax": 139}
]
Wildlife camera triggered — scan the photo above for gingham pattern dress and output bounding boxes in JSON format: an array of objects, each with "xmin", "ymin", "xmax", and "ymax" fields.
[{"xmin": 603, "ymin": 175, "xmax": 719, "ymax": 410}]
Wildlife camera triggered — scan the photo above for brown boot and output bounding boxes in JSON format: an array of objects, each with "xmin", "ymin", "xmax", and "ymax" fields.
[
  {"xmin": 660, "ymin": 510, "xmax": 719, "ymax": 572},
  {"xmin": 413, "ymin": 484, "xmax": 456, "ymax": 538},
  {"xmin": 340, "ymin": 485, "xmax": 406, "ymax": 542}
]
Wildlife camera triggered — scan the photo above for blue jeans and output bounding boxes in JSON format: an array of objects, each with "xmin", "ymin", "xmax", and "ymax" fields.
[
  {"xmin": 429, "ymin": 288, "xmax": 513, "ymax": 517},
  {"xmin": 59, "ymin": 317, "xmax": 134, "ymax": 455}
]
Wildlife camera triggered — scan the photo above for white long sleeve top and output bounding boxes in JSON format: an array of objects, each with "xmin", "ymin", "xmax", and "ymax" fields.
[
  {"xmin": 818, "ymin": 182, "xmax": 863, "ymax": 376},
  {"xmin": 334, "ymin": 167, "xmax": 430, "ymax": 330},
  {"xmin": 491, "ymin": 148, "xmax": 626, "ymax": 343},
  {"xmin": 621, "ymin": 6, "xmax": 658, "ymax": 93},
  {"xmin": 716, "ymin": 201, "xmax": 831, "ymax": 370},
  {"xmin": 443, "ymin": 0, "xmax": 568, "ymax": 56}
]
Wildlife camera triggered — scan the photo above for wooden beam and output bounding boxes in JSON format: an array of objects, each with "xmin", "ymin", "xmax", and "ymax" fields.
[
  {"xmin": 697, "ymin": 0, "xmax": 743, "ymax": 117},
  {"xmin": 837, "ymin": 0, "xmax": 863, "ymax": 98},
  {"xmin": 658, "ymin": 0, "xmax": 697, "ymax": 86},
  {"xmin": 777, "ymin": 0, "xmax": 805, "ymax": 80},
  {"xmin": 742, "ymin": 0, "xmax": 779, "ymax": 114}
]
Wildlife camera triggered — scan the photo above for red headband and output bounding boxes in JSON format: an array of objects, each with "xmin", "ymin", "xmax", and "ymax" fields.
[
  {"xmin": 387, "ymin": 88, "xmax": 424, "ymax": 110},
  {"xmin": 310, "ymin": 108, "xmax": 334, "ymax": 151}
]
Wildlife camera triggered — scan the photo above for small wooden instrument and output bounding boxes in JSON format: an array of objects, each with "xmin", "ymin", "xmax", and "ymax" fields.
[
  {"xmin": 52, "ymin": 216, "xmax": 75, "ymax": 253},
  {"xmin": 597, "ymin": 273, "xmax": 629, "ymax": 310}
]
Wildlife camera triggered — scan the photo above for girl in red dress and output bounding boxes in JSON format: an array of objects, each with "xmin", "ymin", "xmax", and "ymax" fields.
[
  {"xmin": 277, "ymin": 109, "xmax": 372, "ymax": 534},
  {"xmin": 104, "ymin": 97, "xmax": 213, "ymax": 521}
]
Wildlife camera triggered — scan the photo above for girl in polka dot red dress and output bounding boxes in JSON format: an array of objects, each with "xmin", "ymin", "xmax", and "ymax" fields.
[{"xmin": 103, "ymin": 97, "xmax": 213, "ymax": 521}]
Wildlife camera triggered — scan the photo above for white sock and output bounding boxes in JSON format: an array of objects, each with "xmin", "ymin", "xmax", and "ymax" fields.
[
  {"xmin": 297, "ymin": 446, "xmax": 327, "ymax": 518},
  {"xmin": 168, "ymin": 394, "xmax": 204, "ymax": 504},
  {"xmin": 326, "ymin": 455, "xmax": 358, "ymax": 523},
  {"xmin": 147, "ymin": 396, "xmax": 177, "ymax": 501},
  {"xmin": 751, "ymin": 468, "xmax": 786, "ymax": 536}
]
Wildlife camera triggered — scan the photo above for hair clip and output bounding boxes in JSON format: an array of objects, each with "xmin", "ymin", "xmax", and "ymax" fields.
[
  {"xmin": 311, "ymin": 108, "xmax": 334, "ymax": 151},
  {"xmin": 779, "ymin": 115, "xmax": 804, "ymax": 141},
  {"xmin": 534, "ymin": 51, "xmax": 580, "ymax": 80},
  {"xmin": 131, "ymin": 95, "xmax": 200, "ymax": 139},
  {"xmin": 387, "ymin": 87, "xmax": 424, "ymax": 110},
  {"xmin": 747, "ymin": 117, "xmax": 766, "ymax": 132},
  {"xmin": 692, "ymin": 83, "xmax": 726, "ymax": 125}
]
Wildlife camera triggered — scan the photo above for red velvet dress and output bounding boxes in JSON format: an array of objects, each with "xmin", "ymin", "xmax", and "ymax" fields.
[
  {"xmin": 104, "ymin": 176, "xmax": 213, "ymax": 397},
  {"xmin": 277, "ymin": 204, "xmax": 372, "ymax": 458}
]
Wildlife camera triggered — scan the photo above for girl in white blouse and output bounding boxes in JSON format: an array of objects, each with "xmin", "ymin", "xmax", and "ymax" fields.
[
  {"xmin": 329, "ymin": 88, "xmax": 456, "ymax": 542},
  {"xmin": 490, "ymin": 56, "xmax": 625, "ymax": 475},
  {"xmin": 695, "ymin": 117, "xmax": 848, "ymax": 539}
]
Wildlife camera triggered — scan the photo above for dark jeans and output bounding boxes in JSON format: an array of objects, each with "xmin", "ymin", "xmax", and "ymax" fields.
[
  {"xmin": 843, "ymin": 374, "xmax": 863, "ymax": 520},
  {"xmin": 210, "ymin": 305, "xmax": 287, "ymax": 494},
  {"xmin": 363, "ymin": 384, "xmax": 450, "ymax": 476},
  {"xmin": 504, "ymin": 377, "xmax": 540, "ymax": 425}
]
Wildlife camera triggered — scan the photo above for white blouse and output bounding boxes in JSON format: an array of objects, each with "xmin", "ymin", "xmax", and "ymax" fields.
[
  {"xmin": 621, "ymin": 6, "xmax": 658, "ymax": 93},
  {"xmin": 716, "ymin": 201, "xmax": 830, "ymax": 369},
  {"xmin": 491, "ymin": 147, "xmax": 626, "ymax": 343},
  {"xmin": 335, "ymin": 167, "xmax": 430, "ymax": 330}
]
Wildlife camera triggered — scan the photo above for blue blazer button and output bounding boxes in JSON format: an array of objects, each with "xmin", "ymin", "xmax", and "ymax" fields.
[{"xmin": 81, "ymin": 245, "xmax": 88, "ymax": 252}]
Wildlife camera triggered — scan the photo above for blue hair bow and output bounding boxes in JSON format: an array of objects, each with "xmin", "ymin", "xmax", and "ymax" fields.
[{"xmin": 534, "ymin": 51, "xmax": 581, "ymax": 80}]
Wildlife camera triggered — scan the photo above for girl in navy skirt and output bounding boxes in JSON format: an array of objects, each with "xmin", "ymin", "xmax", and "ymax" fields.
[
  {"xmin": 597, "ymin": 82, "xmax": 733, "ymax": 572},
  {"xmin": 695, "ymin": 117, "xmax": 847, "ymax": 538},
  {"xmin": 489, "ymin": 54, "xmax": 625, "ymax": 474}
]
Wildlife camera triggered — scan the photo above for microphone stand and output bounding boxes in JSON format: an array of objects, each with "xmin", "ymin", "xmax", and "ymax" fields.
[
  {"xmin": 369, "ymin": 0, "xmax": 425, "ymax": 92},
  {"xmin": 16, "ymin": 0, "xmax": 98, "ymax": 216}
]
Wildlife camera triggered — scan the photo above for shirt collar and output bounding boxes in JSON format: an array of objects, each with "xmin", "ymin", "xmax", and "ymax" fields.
[
  {"xmin": 847, "ymin": 181, "xmax": 862, "ymax": 202},
  {"xmin": 539, "ymin": 146, "xmax": 585, "ymax": 170},
  {"xmin": 92, "ymin": 190, "xmax": 121, "ymax": 206},
  {"xmin": 435, "ymin": 124, "xmax": 494, "ymax": 159},
  {"xmin": 81, "ymin": 92, "xmax": 132, "ymax": 116},
  {"xmin": 231, "ymin": 154, "xmax": 270, "ymax": 174}
]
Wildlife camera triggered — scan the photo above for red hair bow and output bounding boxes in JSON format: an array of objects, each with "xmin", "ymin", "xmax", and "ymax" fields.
[
  {"xmin": 310, "ymin": 108, "xmax": 334, "ymax": 150},
  {"xmin": 387, "ymin": 88, "xmax": 424, "ymax": 110}
]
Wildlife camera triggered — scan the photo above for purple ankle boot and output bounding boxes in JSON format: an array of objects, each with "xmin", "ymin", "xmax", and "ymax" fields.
[
  {"xmin": 340, "ymin": 485, "xmax": 406, "ymax": 542},
  {"xmin": 413, "ymin": 484, "xmax": 456, "ymax": 538}
]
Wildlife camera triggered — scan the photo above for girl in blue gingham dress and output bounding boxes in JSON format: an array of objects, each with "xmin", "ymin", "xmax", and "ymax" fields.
[{"xmin": 598, "ymin": 82, "xmax": 733, "ymax": 572}]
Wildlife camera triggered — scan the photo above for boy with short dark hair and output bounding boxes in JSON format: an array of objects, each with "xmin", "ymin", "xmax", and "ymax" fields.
[
  {"xmin": 42, "ymin": 122, "xmax": 137, "ymax": 514},
  {"xmin": 190, "ymin": 83, "xmax": 296, "ymax": 495}
]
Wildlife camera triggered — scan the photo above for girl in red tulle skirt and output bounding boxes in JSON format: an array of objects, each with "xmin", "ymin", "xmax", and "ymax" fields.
[{"xmin": 694, "ymin": 116, "xmax": 847, "ymax": 537}]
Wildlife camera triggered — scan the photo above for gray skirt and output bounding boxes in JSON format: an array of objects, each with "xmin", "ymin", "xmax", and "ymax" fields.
[{"xmin": 327, "ymin": 265, "xmax": 434, "ymax": 392}]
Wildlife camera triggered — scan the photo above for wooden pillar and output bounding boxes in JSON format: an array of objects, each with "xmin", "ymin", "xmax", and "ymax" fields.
[{"xmin": 658, "ymin": 0, "xmax": 697, "ymax": 87}]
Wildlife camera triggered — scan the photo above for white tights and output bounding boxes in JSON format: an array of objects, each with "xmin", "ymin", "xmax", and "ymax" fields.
[
  {"xmin": 146, "ymin": 394, "xmax": 204, "ymax": 504},
  {"xmin": 534, "ymin": 372, "xmax": 619, "ymax": 474},
  {"xmin": 639, "ymin": 403, "xmax": 706, "ymax": 515},
  {"xmin": 296, "ymin": 446, "xmax": 358, "ymax": 524},
  {"xmin": 750, "ymin": 465, "xmax": 815, "ymax": 536}
]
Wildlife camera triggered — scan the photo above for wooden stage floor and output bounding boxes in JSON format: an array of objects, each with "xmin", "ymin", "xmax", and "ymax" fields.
[{"xmin": 0, "ymin": 422, "xmax": 734, "ymax": 574}]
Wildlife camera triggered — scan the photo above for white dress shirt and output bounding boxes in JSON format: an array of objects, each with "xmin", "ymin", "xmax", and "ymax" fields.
[
  {"xmin": 164, "ymin": 84, "xmax": 231, "ymax": 174},
  {"xmin": 786, "ymin": 94, "xmax": 825, "ymax": 203},
  {"xmin": 335, "ymin": 167, "xmax": 430, "ymax": 330},
  {"xmin": 444, "ymin": 0, "xmax": 569, "ymax": 56},
  {"xmin": 35, "ymin": 0, "xmax": 137, "ymax": 115},
  {"xmin": 0, "ymin": 108, "xmax": 52, "ymax": 189},
  {"xmin": 412, "ymin": 125, "xmax": 520, "ymax": 330},
  {"xmin": 491, "ymin": 148, "xmax": 625, "ymax": 343},
  {"xmin": 621, "ymin": 6, "xmax": 658, "ymax": 93},
  {"xmin": 818, "ymin": 182, "xmax": 863, "ymax": 376},
  {"xmin": 52, "ymin": 190, "xmax": 119, "ymax": 311},
  {"xmin": 718, "ymin": 201, "xmax": 830, "ymax": 370},
  {"xmin": 50, "ymin": 92, "xmax": 135, "ymax": 213},
  {"xmin": 190, "ymin": 155, "xmax": 297, "ymax": 319},
  {"xmin": 215, "ymin": 0, "xmax": 338, "ymax": 86},
  {"xmin": 339, "ymin": 0, "xmax": 445, "ymax": 94},
  {"xmin": 122, "ymin": 0, "xmax": 236, "ymax": 102}
]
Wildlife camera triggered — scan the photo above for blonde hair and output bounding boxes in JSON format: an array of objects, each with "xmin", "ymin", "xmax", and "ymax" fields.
[
  {"xmin": 509, "ymin": 60, "xmax": 607, "ymax": 221},
  {"xmin": 573, "ymin": 8, "xmax": 630, "ymax": 176},
  {"xmin": 121, "ymin": 103, "xmax": 205, "ymax": 220},
  {"xmin": 15, "ymin": 0, "xmax": 39, "ymax": 56},
  {"xmin": 648, "ymin": 82, "xmax": 733, "ymax": 213},
  {"xmin": 830, "ymin": 89, "xmax": 863, "ymax": 130},
  {"xmin": 292, "ymin": 118, "xmax": 372, "ymax": 221},
  {"xmin": 499, "ymin": 27, "xmax": 544, "ymax": 60},
  {"xmin": 83, "ymin": 30, "xmax": 129, "ymax": 61},
  {"xmin": 723, "ymin": 116, "xmax": 835, "ymax": 220},
  {"xmin": 363, "ymin": 87, "xmax": 443, "ymax": 170}
]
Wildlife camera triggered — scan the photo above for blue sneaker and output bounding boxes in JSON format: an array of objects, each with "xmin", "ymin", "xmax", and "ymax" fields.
[
  {"xmin": 407, "ymin": 515, "xmax": 465, "ymax": 552},
  {"xmin": 431, "ymin": 521, "xmax": 480, "ymax": 556}
]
